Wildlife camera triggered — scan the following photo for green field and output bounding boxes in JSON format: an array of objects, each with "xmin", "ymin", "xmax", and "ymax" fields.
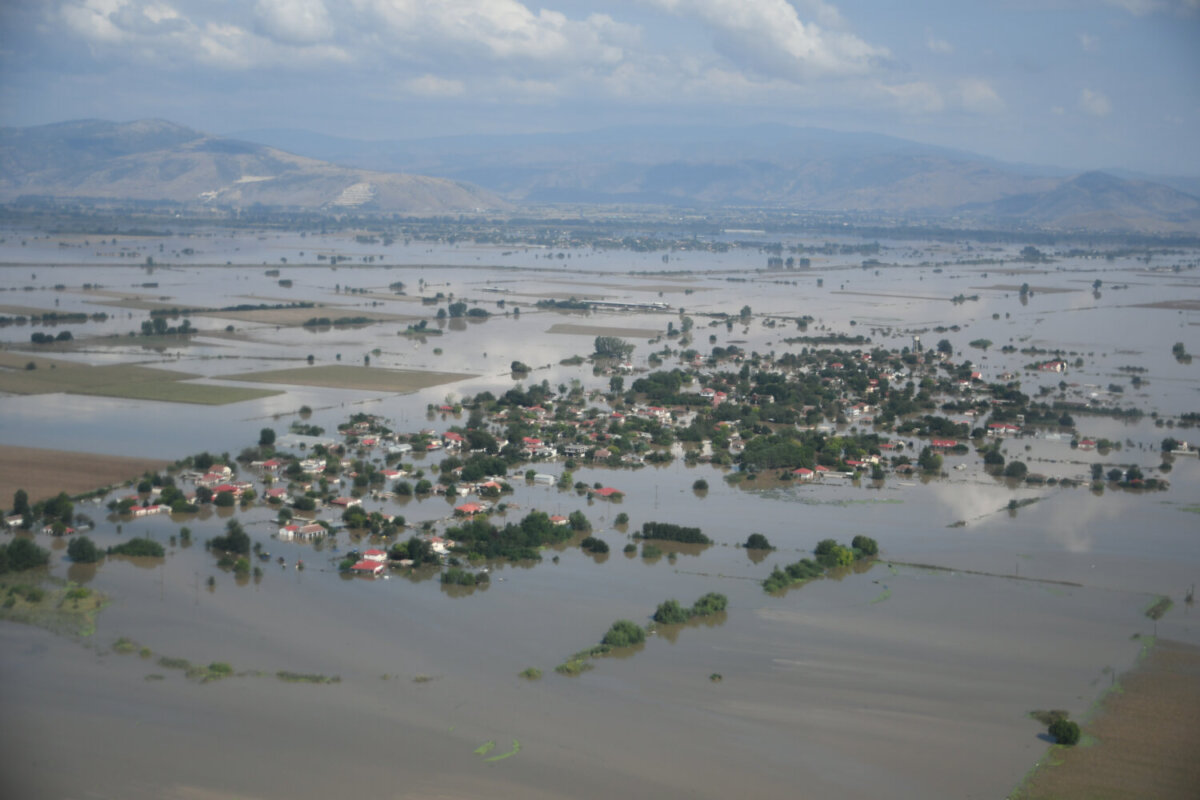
[
  {"xmin": 226, "ymin": 364, "xmax": 473, "ymax": 392},
  {"xmin": 0, "ymin": 359, "xmax": 278, "ymax": 405}
]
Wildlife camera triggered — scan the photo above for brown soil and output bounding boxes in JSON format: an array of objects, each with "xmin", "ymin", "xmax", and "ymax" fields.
[
  {"xmin": 1014, "ymin": 638, "xmax": 1200, "ymax": 800},
  {"xmin": 0, "ymin": 445, "xmax": 168, "ymax": 503}
]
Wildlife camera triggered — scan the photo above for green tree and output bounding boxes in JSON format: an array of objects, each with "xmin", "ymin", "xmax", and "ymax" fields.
[
  {"xmin": 11, "ymin": 489, "xmax": 30, "ymax": 522},
  {"xmin": 593, "ymin": 336, "xmax": 633, "ymax": 359},
  {"xmin": 653, "ymin": 599, "xmax": 690, "ymax": 624},
  {"xmin": 851, "ymin": 535, "xmax": 878, "ymax": 556},
  {"xmin": 744, "ymin": 533, "xmax": 773, "ymax": 550},
  {"xmin": 1048, "ymin": 718, "xmax": 1081, "ymax": 746},
  {"xmin": 259, "ymin": 428, "xmax": 276, "ymax": 447},
  {"xmin": 0, "ymin": 537, "xmax": 50, "ymax": 572},
  {"xmin": 917, "ymin": 447, "xmax": 942, "ymax": 474},
  {"xmin": 602, "ymin": 619, "xmax": 646, "ymax": 647},
  {"xmin": 67, "ymin": 535, "xmax": 100, "ymax": 563},
  {"xmin": 1003, "ymin": 460, "xmax": 1028, "ymax": 479}
]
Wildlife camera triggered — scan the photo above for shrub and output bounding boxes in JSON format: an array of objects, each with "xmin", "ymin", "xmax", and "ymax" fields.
[
  {"xmin": 108, "ymin": 538, "xmax": 165, "ymax": 558},
  {"xmin": 580, "ymin": 536, "xmax": 609, "ymax": 554},
  {"xmin": 601, "ymin": 620, "xmax": 646, "ymax": 648},
  {"xmin": 692, "ymin": 479, "xmax": 708, "ymax": 491},
  {"xmin": 653, "ymin": 599, "xmax": 690, "ymax": 625},
  {"xmin": 851, "ymin": 535, "xmax": 879, "ymax": 557},
  {"xmin": 745, "ymin": 533, "xmax": 773, "ymax": 550},
  {"xmin": 691, "ymin": 592, "xmax": 727, "ymax": 616},
  {"xmin": 1048, "ymin": 718, "xmax": 1081, "ymax": 746},
  {"xmin": 67, "ymin": 535, "xmax": 100, "ymax": 563}
]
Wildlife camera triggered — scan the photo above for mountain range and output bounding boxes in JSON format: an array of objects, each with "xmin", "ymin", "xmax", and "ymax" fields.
[
  {"xmin": 0, "ymin": 119, "xmax": 506, "ymax": 214},
  {"xmin": 3, "ymin": 118, "xmax": 1199, "ymax": 233}
]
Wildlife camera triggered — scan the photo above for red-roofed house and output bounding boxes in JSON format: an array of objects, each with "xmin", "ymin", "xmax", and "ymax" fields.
[
  {"xmin": 793, "ymin": 467, "xmax": 815, "ymax": 481},
  {"xmin": 350, "ymin": 560, "xmax": 384, "ymax": 576}
]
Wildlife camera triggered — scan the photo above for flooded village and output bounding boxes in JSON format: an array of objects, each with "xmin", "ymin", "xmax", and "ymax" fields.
[{"xmin": 2, "ymin": 218, "xmax": 1199, "ymax": 799}]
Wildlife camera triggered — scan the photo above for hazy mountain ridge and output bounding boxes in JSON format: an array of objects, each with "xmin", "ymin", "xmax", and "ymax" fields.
[
  {"xmin": 0, "ymin": 120, "xmax": 508, "ymax": 214},
  {"xmin": 231, "ymin": 123, "xmax": 1200, "ymax": 232}
]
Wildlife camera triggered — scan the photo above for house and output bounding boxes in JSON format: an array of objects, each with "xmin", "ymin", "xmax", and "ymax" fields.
[
  {"xmin": 265, "ymin": 487, "xmax": 288, "ymax": 501},
  {"xmin": 549, "ymin": 515, "xmax": 569, "ymax": 526},
  {"xmin": 532, "ymin": 473, "xmax": 556, "ymax": 486},
  {"xmin": 793, "ymin": 467, "xmax": 815, "ymax": 481},
  {"xmin": 1039, "ymin": 360, "xmax": 1067, "ymax": 372},
  {"xmin": 443, "ymin": 431, "xmax": 466, "ymax": 448},
  {"xmin": 988, "ymin": 423, "xmax": 1021, "ymax": 437},
  {"xmin": 930, "ymin": 439, "xmax": 958, "ymax": 451},
  {"xmin": 455, "ymin": 502, "xmax": 485, "ymax": 516},
  {"xmin": 349, "ymin": 560, "xmax": 385, "ymax": 576},
  {"xmin": 1078, "ymin": 439, "xmax": 1096, "ymax": 451},
  {"xmin": 362, "ymin": 548, "xmax": 388, "ymax": 562},
  {"xmin": 592, "ymin": 487, "xmax": 623, "ymax": 499},
  {"xmin": 330, "ymin": 496, "xmax": 361, "ymax": 508}
]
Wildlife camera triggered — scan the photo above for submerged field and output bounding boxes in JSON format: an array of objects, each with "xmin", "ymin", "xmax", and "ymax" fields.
[{"xmin": 226, "ymin": 364, "xmax": 474, "ymax": 392}]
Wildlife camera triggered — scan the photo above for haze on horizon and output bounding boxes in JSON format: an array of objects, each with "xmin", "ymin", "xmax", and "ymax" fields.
[{"xmin": 0, "ymin": 0, "xmax": 1198, "ymax": 177}]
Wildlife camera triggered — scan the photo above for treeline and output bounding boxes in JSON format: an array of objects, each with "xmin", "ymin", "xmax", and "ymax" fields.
[
  {"xmin": 302, "ymin": 316, "xmax": 373, "ymax": 327},
  {"xmin": 635, "ymin": 522, "xmax": 710, "ymax": 544},
  {"xmin": 652, "ymin": 592, "xmax": 728, "ymax": 624},
  {"xmin": 150, "ymin": 302, "xmax": 315, "ymax": 317},
  {"xmin": 445, "ymin": 510, "xmax": 577, "ymax": 561},
  {"xmin": 763, "ymin": 536, "xmax": 879, "ymax": 593},
  {"xmin": 1, "ymin": 311, "xmax": 106, "ymax": 326}
]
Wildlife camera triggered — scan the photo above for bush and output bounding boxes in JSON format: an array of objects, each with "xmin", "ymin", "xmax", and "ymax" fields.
[
  {"xmin": 851, "ymin": 535, "xmax": 879, "ymax": 557},
  {"xmin": 691, "ymin": 592, "xmax": 727, "ymax": 616},
  {"xmin": 692, "ymin": 478, "xmax": 708, "ymax": 491},
  {"xmin": 67, "ymin": 535, "xmax": 101, "ymax": 563},
  {"xmin": 580, "ymin": 536, "xmax": 609, "ymax": 554},
  {"xmin": 108, "ymin": 538, "xmax": 165, "ymax": 558},
  {"xmin": 745, "ymin": 533, "xmax": 773, "ymax": 550},
  {"xmin": 1048, "ymin": 718, "xmax": 1081, "ymax": 746},
  {"xmin": 601, "ymin": 619, "xmax": 646, "ymax": 648},
  {"xmin": 653, "ymin": 599, "xmax": 690, "ymax": 624},
  {"xmin": 638, "ymin": 521, "xmax": 709, "ymax": 544},
  {"xmin": 1004, "ymin": 460, "xmax": 1029, "ymax": 479}
]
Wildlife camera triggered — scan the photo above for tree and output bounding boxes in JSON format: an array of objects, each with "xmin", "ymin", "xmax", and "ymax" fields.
[
  {"xmin": 211, "ymin": 520, "xmax": 250, "ymax": 555},
  {"xmin": 448, "ymin": 301, "xmax": 467, "ymax": 318},
  {"xmin": 67, "ymin": 535, "xmax": 100, "ymax": 563},
  {"xmin": 1048, "ymin": 718, "xmax": 1081, "ymax": 746},
  {"xmin": 851, "ymin": 535, "xmax": 878, "ymax": 556},
  {"xmin": 1004, "ymin": 460, "xmax": 1028, "ymax": 479},
  {"xmin": 602, "ymin": 619, "xmax": 646, "ymax": 648},
  {"xmin": 917, "ymin": 446, "xmax": 942, "ymax": 474},
  {"xmin": 937, "ymin": 339, "xmax": 953, "ymax": 357},
  {"xmin": 745, "ymin": 533, "xmax": 773, "ymax": 550},
  {"xmin": 11, "ymin": 489, "xmax": 30, "ymax": 521},
  {"xmin": 259, "ymin": 428, "xmax": 275, "ymax": 447},
  {"xmin": 593, "ymin": 336, "xmax": 633, "ymax": 359},
  {"xmin": 0, "ymin": 537, "xmax": 50, "ymax": 572},
  {"xmin": 653, "ymin": 599, "xmax": 690, "ymax": 624}
]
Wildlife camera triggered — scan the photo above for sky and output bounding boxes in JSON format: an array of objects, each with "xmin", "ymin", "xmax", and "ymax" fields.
[{"xmin": 1, "ymin": 0, "xmax": 1198, "ymax": 175}]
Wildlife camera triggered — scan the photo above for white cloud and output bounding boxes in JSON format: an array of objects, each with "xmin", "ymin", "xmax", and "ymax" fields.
[
  {"xmin": 1077, "ymin": 32, "xmax": 1098, "ymax": 52},
  {"xmin": 1104, "ymin": 0, "xmax": 1198, "ymax": 14},
  {"xmin": 57, "ymin": 0, "xmax": 349, "ymax": 68},
  {"xmin": 349, "ymin": 0, "xmax": 636, "ymax": 67},
  {"xmin": 642, "ymin": 0, "xmax": 887, "ymax": 81},
  {"xmin": 255, "ymin": 0, "xmax": 332, "ymax": 44},
  {"xmin": 955, "ymin": 78, "xmax": 1005, "ymax": 114},
  {"xmin": 1079, "ymin": 87, "xmax": 1112, "ymax": 116}
]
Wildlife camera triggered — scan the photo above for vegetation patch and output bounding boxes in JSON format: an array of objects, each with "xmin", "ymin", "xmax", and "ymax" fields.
[
  {"xmin": 277, "ymin": 671, "xmax": 340, "ymax": 684},
  {"xmin": 763, "ymin": 536, "xmax": 879, "ymax": 593},
  {"xmin": 0, "ymin": 574, "xmax": 107, "ymax": 637},
  {"xmin": 1144, "ymin": 595, "xmax": 1173, "ymax": 620}
]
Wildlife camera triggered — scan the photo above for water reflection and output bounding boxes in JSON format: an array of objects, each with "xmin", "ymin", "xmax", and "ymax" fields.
[
  {"xmin": 66, "ymin": 562, "xmax": 99, "ymax": 584},
  {"xmin": 655, "ymin": 611, "xmax": 728, "ymax": 644}
]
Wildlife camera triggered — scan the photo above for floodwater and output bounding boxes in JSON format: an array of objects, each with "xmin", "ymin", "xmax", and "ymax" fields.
[{"xmin": 2, "ymin": 228, "xmax": 1199, "ymax": 799}]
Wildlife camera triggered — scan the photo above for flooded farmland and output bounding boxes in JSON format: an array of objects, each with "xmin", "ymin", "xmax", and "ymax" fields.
[{"xmin": 2, "ymin": 227, "xmax": 1199, "ymax": 799}]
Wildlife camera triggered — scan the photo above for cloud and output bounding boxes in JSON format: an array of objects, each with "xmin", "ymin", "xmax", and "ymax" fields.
[
  {"xmin": 58, "ymin": 0, "xmax": 350, "ymax": 67},
  {"xmin": 255, "ymin": 0, "xmax": 331, "ymax": 44},
  {"xmin": 1079, "ymin": 87, "xmax": 1112, "ymax": 116},
  {"xmin": 1077, "ymin": 32, "xmax": 1098, "ymax": 52},
  {"xmin": 643, "ymin": 0, "xmax": 887, "ymax": 81},
  {"xmin": 877, "ymin": 80, "xmax": 944, "ymax": 113},
  {"xmin": 1103, "ymin": 0, "xmax": 1199, "ymax": 14},
  {"xmin": 349, "ymin": 0, "xmax": 637, "ymax": 67},
  {"xmin": 955, "ymin": 78, "xmax": 1005, "ymax": 114}
]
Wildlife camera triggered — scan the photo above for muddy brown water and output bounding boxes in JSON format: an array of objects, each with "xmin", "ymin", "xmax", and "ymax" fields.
[{"xmin": 2, "ymin": 233, "xmax": 1199, "ymax": 798}]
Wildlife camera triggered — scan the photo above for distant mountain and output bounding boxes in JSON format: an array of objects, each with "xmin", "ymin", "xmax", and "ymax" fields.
[
  {"xmin": 0, "ymin": 120, "xmax": 507, "ymax": 214},
  {"xmin": 230, "ymin": 123, "xmax": 1200, "ymax": 232}
]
